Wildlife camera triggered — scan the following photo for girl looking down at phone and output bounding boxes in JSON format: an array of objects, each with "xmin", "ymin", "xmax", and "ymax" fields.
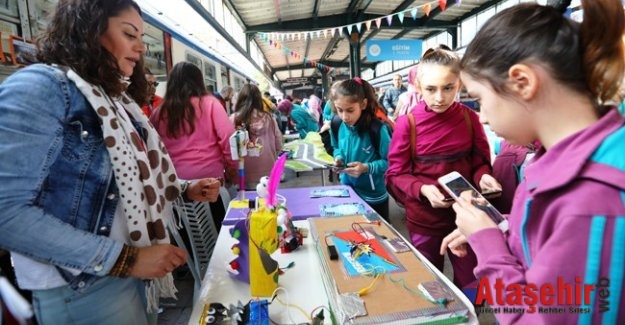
[
  {"xmin": 330, "ymin": 78, "xmax": 392, "ymax": 222},
  {"xmin": 385, "ymin": 46, "xmax": 500, "ymax": 288},
  {"xmin": 447, "ymin": 0, "xmax": 625, "ymax": 323}
]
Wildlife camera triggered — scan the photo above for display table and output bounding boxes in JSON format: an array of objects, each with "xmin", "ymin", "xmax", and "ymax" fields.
[
  {"xmin": 223, "ymin": 185, "xmax": 372, "ymax": 225},
  {"xmin": 188, "ymin": 220, "xmax": 327, "ymax": 325},
  {"xmin": 188, "ymin": 219, "xmax": 478, "ymax": 325}
]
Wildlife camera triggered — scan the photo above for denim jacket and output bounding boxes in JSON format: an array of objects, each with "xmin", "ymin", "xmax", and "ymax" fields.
[{"xmin": 0, "ymin": 64, "xmax": 123, "ymax": 290}]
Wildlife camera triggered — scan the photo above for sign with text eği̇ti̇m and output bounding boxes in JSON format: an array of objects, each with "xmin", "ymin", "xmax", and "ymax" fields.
[{"xmin": 366, "ymin": 39, "xmax": 422, "ymax": 61}]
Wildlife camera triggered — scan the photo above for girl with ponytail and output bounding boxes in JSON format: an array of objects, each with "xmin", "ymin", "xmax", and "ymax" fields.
[{"xmin": 445, "ymin": 0, "xmax": 625, "ymax": 323}]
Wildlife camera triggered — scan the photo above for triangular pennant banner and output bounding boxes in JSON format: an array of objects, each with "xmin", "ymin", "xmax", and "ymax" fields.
[
  {"xmin": 356, "ymin": 22, "xmax": 362, "ymax": 33},
  {"xmin": 347, "ymin": 24, "xmax": 353, "ymax": 34},
  {"xmin": 365, "ymin": 20, "xmax": 372, "ymax": 30},
  {"xmin": 323, "ymin": 29, "xmax": 328, "ymax": 38},
  {"xmin": 424, "ymin": 4, "xmax": 431, "ymax": 16},
  {"xmin": 375, "ymin": 18, "xmax": 382, "ymax": 29},
  {"xmin": 439, "ymin": 0, "xmax": 447, "ymax": 11},
  {"xmin": 398, "ymin": 12, "xmax": 405, "ymax": 23},
  {"xmin": 385, "ymin": 14, "xmax": 393, "ymax": 26},
  {"xmin": 411, "ymin": 8, "xmax": 418, "ymax": 20}
]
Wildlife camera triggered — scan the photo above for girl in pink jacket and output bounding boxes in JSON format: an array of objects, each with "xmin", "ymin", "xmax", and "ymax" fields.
[
  {"xmin": 446, "ymin": 0, "xmax": 625, "ymax": 323},
  {"xmin": 385, "ymin": 47, "xmax": 499, "ymax": 288}
]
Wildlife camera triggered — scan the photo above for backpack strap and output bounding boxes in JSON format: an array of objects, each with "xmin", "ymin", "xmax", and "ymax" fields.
[
  {"xmin": 330, "ymin": 114, "xmax": 342, "ymax": 145},
  {"xmin": 463, "ymin": 108, "xmax": 473, "ymax": 139},
  {"xmin": 369, "ymin": 118, "xmax": 382, "ymax": 156},
  {"xmin": 407, "ymin": 113, "xmax": 416, "ymax": 161}
]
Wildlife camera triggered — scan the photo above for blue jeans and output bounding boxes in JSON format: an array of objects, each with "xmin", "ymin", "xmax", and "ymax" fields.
[{"xmin": 32, "ymin": 277, "xmax": 155, "ymax": 325}]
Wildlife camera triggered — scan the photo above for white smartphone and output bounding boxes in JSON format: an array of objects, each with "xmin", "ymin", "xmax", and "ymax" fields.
[{"xmin": 438, "ymin": 171, "xmax": 508, "ymax": 232}]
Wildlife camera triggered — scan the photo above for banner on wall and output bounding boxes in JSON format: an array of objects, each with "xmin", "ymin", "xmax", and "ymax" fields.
[{"xmin": 366, "ymin": 39, "xmax": 422, "ymax": 61}]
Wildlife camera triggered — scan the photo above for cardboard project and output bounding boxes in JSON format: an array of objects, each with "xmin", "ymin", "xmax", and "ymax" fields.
[{"xmin": 309, "ymin": 215, "xmax": 470, "ymax": 324}]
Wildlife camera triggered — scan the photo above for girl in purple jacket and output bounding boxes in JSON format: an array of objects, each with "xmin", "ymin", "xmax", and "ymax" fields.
[
  {"xmin": 445, "ymin": 0, "xmax": 625, "ymax": 323},
  {"xmin": 385, "ymin": 47, "xmax": 500, "ymax": 288}
]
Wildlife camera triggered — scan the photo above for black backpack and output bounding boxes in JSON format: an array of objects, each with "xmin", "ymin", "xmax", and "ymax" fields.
[{"xmin": 330, "ymin": 114, "xmax": 392, "ymax": 156}]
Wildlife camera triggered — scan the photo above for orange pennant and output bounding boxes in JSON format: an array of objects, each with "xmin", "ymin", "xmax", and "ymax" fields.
[{"xmin": 423, "ymin": 3, "xmax": 431, "ymax": 16}]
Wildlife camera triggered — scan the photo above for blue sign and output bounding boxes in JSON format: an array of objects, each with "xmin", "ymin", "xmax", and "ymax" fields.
[{"xmin": 366, "ymin": 39, "xmax": 422, "ymax": 61}]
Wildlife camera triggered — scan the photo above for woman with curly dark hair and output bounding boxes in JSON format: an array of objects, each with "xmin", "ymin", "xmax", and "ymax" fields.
[{"xmin": 0, "ymin": 1, "xmax": 222, "ymax": 323}]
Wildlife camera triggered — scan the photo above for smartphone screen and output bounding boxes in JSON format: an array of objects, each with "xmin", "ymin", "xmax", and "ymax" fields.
[{"xmin": 438, "ymin": 172, "xmax": 508, "ymax": 232}]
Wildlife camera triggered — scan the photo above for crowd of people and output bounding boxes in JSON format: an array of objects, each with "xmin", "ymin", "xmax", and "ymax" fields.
[{"xmin": 0, "ymin": 0, "xmax": 624, "ymax": 324}]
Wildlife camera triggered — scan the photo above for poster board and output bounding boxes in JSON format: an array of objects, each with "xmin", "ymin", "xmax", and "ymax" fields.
[{"xmin": 309, "ymin": 215, "xmax": 469, "ymax": 324}]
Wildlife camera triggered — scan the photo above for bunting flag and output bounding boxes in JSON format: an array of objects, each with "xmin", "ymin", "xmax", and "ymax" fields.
[
  {"xmin": 424, "ymin": 3, "xmax": 431, "ymax": 16},
  {"xmin": 439, "ymin": 0, "xmax": 447, "ymax": 11},
  {"xmin": 257, "ymin": 0, "xmax": 450, "ymax": 71},
  {"xmin": 410, "ymin": 8, "xmax": 418, "ymax": 20},
  {"xmin": 375, "ymin": 18, "xmax": 382, "ymax": 29},
  {"xmin": 385, "ymin": 15, "xmax": 393, "ymax": 26},
  {"xmin": 397, "ymin": 12, "xmax": 405, "ymax": 23}
]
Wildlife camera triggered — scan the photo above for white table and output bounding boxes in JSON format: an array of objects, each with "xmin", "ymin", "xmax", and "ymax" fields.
[
  {"xmin": 189, "ymin": 220, "xmax": 478, "ymax": 325},
  {"xmin": 188, "ymin": 220, "xmax": 327, "ymax": 324}
]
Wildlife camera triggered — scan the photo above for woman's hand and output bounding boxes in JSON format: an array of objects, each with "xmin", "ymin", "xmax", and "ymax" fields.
[
  {"xmin": 420, "ymin": 184, "xmax": 453, "ymax": 208},
  {"xmin": 452, "ymin": 196, "xmax": 498, "ymax": 237},
  {"xmin": 130, "ymin": 244, "xmax": 187, "ymax": 279},
  {"xmin": 479, "ymin": 174, "xmax": 502, "ymax": 193},
  {"xmin": 440, "ymin": 229, "xmax": 468, "ymax": 257},
  {"xmin": 186, "ymin": 178, "xmax": 221, "ymax": 202}
]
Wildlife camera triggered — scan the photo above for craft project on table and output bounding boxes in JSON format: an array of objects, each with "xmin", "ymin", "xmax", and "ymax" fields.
[
  {"xmin": 310, "ymin": 188, "xmax": 350, "ymax": 198},
  {"xmin": 319, "ymin": 202, "xmax": 368, "ymax": 217},
  {"xmin": 310, "ymin": 215, "xmax": 470, "ymax": 325}
]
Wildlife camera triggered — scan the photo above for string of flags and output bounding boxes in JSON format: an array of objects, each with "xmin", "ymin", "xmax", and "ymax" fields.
[{"xmin": 257, "ymin": 0, "xmax": 454, "ymax": 73}]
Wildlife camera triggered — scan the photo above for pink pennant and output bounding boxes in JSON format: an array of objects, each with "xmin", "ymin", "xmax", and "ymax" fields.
[{"xmin": 375, "ymin": 18, "xmax": 382, "ymax": 29}]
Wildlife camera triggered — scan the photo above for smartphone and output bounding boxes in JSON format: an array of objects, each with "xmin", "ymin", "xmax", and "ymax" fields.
[
  {"xmin": 438, "ymin": 171, "xmax": 508, "ymax": 232},
  {"xmin": 324, "ymin": 164, "xmax": 345, "ymax": 172}
]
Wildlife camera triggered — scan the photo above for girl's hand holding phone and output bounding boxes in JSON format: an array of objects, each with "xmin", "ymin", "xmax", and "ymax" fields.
[
  {"xmin": 342, "ymin": 161, "xmax": 367, "ymax": 177},
  {"xmin": 420, "ymin": 184, "xmax": 453, "ymax": 208},
  {"xmin": 479, "ymin": 174, "xmax": 502, "ymax": 194},
  {"xmin": 451, "ymin": 196, "xmax": 499, "ymax": 237}
]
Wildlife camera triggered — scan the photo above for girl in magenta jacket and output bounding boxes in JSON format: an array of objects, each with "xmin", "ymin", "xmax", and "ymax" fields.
[
  {"xmin": 385, "ymin": 47, "xmax": 499, "ymax": 288},
  {"xmin": 445, "ymin": 0, "xmax": 625, "ymax": 323}
]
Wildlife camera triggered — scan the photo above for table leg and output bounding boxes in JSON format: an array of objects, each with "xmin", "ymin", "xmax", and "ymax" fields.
[{"xmin": 321, "ymin": 169, "xmax": 326, "ymax": 186}]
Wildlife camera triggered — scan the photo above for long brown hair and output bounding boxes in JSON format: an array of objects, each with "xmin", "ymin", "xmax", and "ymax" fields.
[
  {"xmin": 233, "ymin": 84, "xmax": 265, "ymax": 128},
  {"xmin": 461, "ymin": 0, "xmax": 624, "ymax": 106},
  {"xmin": 156, "ymin": 62, "xmax": 208, "ymax": 138},
  {"xmin": 330, "ymin": 78, "xmax": 378, "ymax": 134},
  {"xmin": 37, "ymin": 0, "xmax": 147, "ymax": 100}
]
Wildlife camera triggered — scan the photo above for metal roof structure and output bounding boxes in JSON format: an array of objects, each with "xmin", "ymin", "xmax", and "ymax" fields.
[{"xmin": 222, "ymin": 0, "xmax": 507, "ymax": 87}]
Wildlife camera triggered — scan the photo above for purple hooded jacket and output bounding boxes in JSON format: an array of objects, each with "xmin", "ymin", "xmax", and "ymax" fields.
[{"xmin": 468, "ymin": 109, "xmax": 625, "ymax": 324}]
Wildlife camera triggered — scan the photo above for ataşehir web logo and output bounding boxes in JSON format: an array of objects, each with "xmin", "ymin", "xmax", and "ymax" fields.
[{"xmin": 471, "ymin": 277, "xmax": 611, "ymax": 314}]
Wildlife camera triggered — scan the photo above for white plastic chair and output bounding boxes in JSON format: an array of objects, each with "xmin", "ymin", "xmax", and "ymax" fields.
[{"xmin": 168, "ymin": 186, "xmax": 230, "ymax": 303}]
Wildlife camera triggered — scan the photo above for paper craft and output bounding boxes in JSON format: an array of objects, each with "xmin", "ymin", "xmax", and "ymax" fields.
[
  {"xmin": 310, "ymin": 188, "xmax": 350, "ymax": 198},
  {"xmin": 330, "ymin": 227, "xmax": 404, "ymax": 277},
  {"xmin": 319, "ymin": 203, "xmax": 367, "ymax": 217}
]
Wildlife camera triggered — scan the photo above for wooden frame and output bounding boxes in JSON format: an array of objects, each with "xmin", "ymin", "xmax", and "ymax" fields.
[{"xmin": 9, "ymin": 35, "xmax": 36, "ymax": 66}]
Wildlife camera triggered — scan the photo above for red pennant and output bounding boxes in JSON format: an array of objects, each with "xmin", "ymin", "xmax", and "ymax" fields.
[{"xmin": 439, "ymin": 0, "xmax": 447, "ymax": 11}]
